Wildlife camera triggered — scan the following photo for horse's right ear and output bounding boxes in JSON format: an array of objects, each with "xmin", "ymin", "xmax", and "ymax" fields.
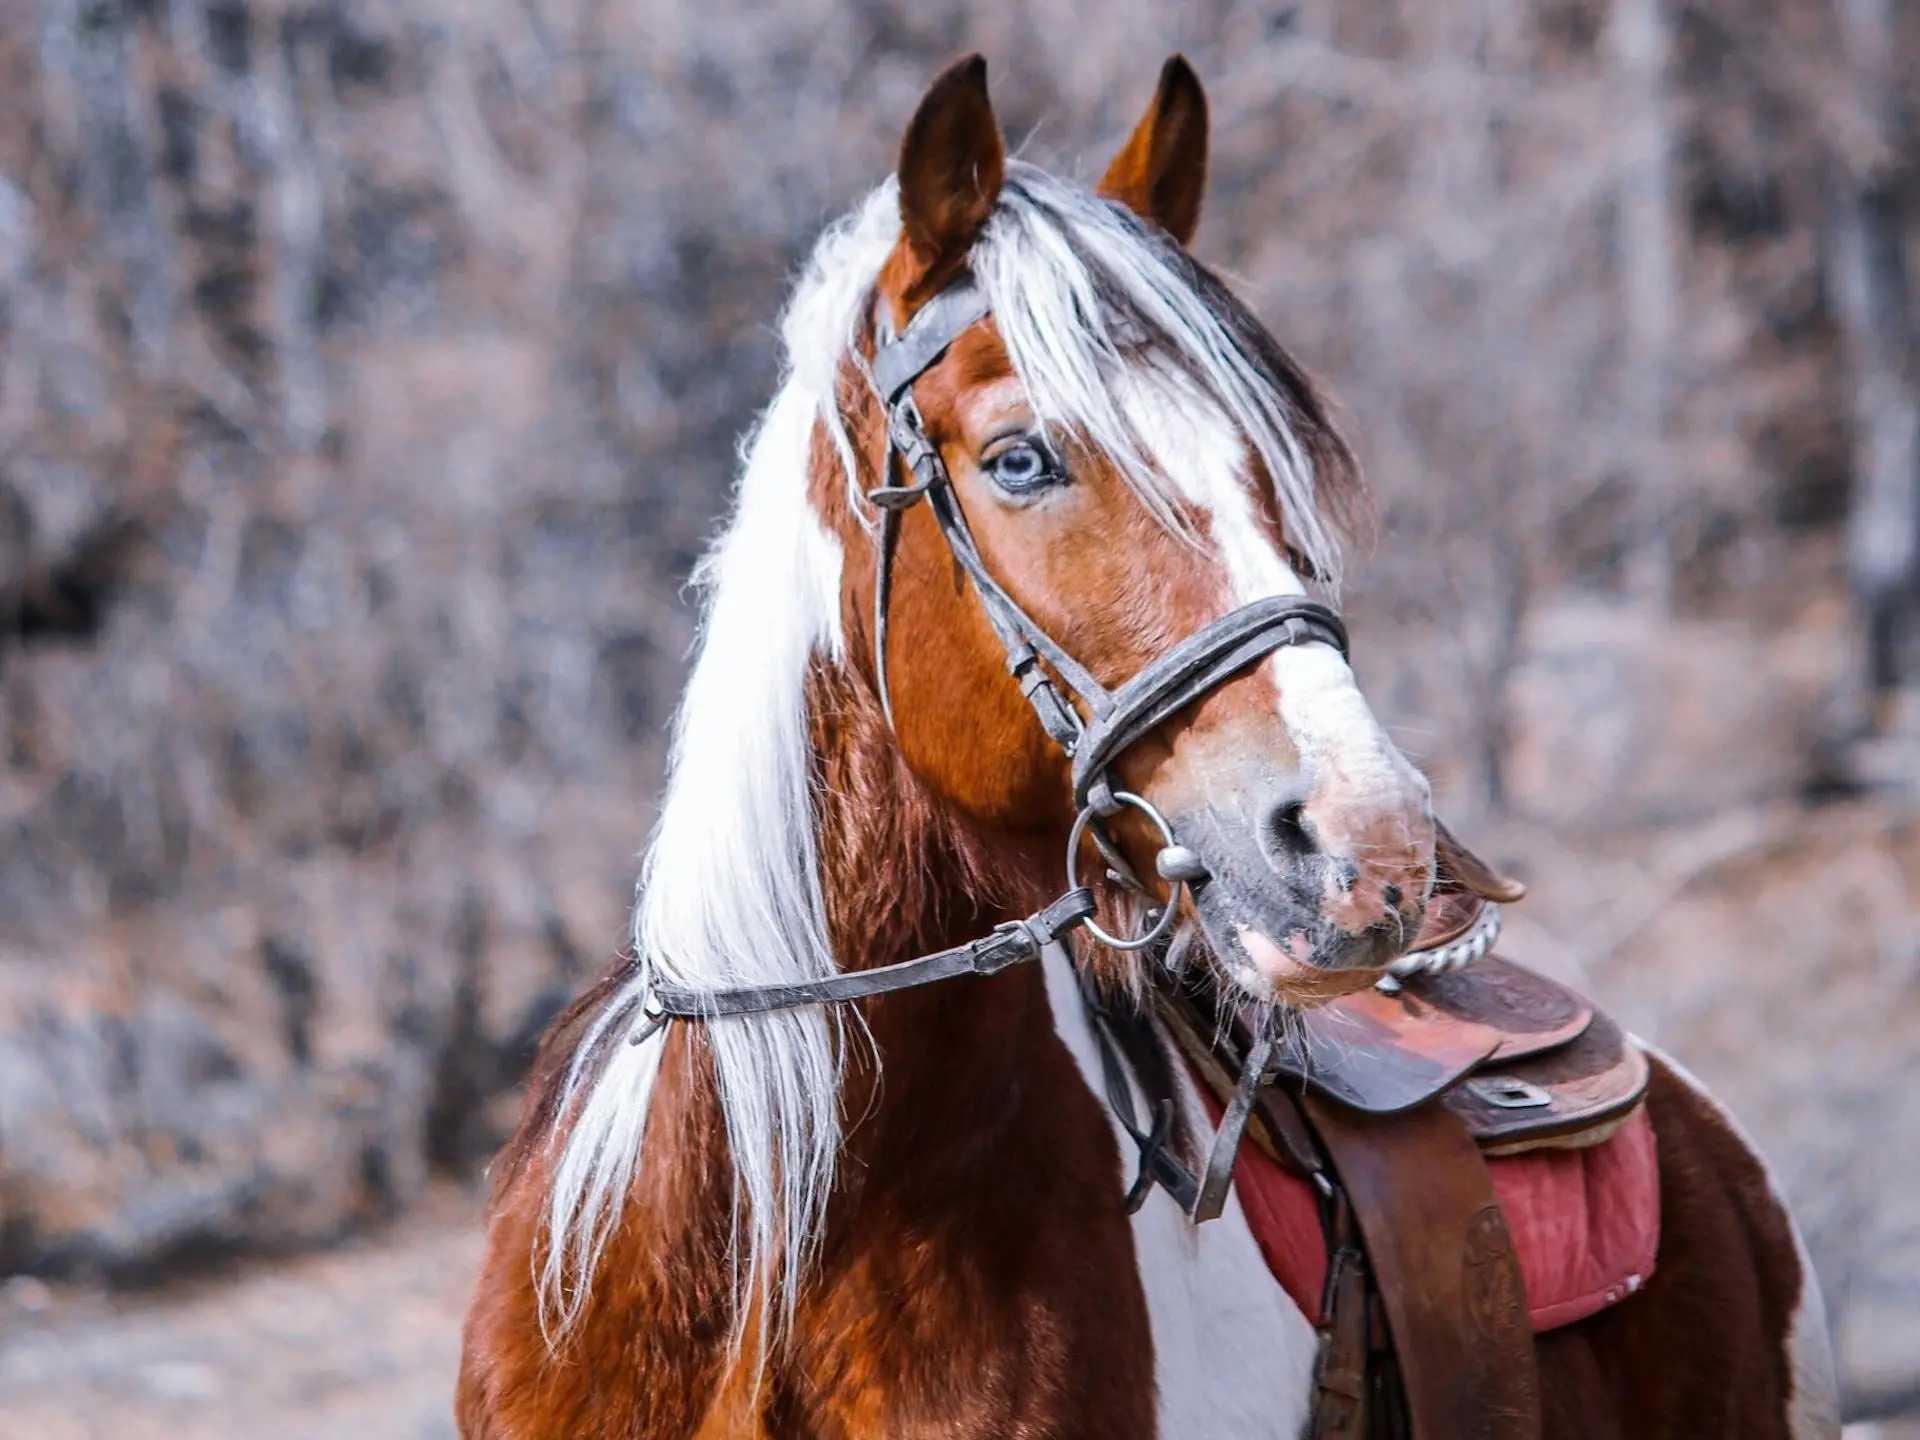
[{"xmin": 890, "ymin": 55, "xmax": 1006, "ymax": 315}]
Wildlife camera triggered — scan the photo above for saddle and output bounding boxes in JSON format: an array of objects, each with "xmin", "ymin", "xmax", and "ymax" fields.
[{"xmin": 1146, "ymin": 824, "xmax": 1655, "ymax": 1440}]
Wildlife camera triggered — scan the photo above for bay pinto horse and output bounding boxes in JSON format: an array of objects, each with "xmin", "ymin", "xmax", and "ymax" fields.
[{"xmin": 458, "ymin": 56, "xmax": 1839, "ymax": 1438}]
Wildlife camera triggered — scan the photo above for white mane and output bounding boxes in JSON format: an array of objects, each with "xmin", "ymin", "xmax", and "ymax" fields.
[{"xmin": 539, "ymin": 163, "xmax": 1342, "ymax": 1348}]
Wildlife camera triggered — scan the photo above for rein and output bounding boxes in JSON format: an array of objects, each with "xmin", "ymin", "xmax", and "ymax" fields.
[{"xmin": 634, "ymin": 273, "xmax": 1350, "ymax": 1225}]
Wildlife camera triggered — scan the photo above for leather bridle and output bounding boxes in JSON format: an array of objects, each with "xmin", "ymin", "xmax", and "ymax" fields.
[
  {"xmin": 637, "ymin": 273, "xmax": 1352, "ymax": 1223},
  {"xmin": 865, "ymin": 279, "xmax": 1348, "ymax": 820}
]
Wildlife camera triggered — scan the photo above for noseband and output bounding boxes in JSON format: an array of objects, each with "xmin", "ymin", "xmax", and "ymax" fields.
[{"xmin": 638, "ymin": 274, "xmax": 1350, "ymax": 1223}]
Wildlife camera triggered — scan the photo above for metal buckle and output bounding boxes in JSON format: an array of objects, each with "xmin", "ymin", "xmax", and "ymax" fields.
[
  {"xmin": 626, "ymin": 1002, "xmax": 671, "ymax": 1047},
  {"xmin": 886, "ymin": 394, "xmax": 941, "ymax": 477},
  {"xmin": 1065, "ymin": 790, "xmax": 1184, "ymax": 952},
  {"xmin": 1467, "ymin": 1075, "xmax": 1553, "ymax": 1110}
]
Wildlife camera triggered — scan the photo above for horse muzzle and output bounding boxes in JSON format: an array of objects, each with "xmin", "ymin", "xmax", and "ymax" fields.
[{"xmin": 1166, "ymin": 785, "xmax": 1435, "ymax": 1004}]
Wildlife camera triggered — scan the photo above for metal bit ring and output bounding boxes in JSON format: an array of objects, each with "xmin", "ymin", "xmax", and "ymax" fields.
[{"xmin": 1066, "ymin": 790, "xmax": 1184, "ymax": 952}]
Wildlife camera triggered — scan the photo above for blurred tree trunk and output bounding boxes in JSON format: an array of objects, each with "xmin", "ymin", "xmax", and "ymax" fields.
[
  {"xmin": 1609, "ymin": 0, "xmax": 1677, "ymax": 609},
  {"xmin": 1833, "ymin": 0, "xmax": 1919, "ymax": 704}
]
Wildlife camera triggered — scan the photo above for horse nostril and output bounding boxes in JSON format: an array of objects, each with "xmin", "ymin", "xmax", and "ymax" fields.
[
  {"xmin": 1383, "ymin": 882, "xmax": 1403, "ymax": 910},
  {"xmin": 1259, "ymin": 788, "xmax": 1316, "ymax": 870}
]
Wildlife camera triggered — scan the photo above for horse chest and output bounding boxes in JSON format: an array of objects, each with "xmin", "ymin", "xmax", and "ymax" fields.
[{"xmin": 1040, "ymin": 945, "xmax": 1321, "ymax": 1439}]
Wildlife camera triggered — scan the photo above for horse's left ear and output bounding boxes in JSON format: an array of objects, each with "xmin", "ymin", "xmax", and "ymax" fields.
[{"xmin": 1098, "ymin": 56, "xmax": 1209, "ymax": 247}]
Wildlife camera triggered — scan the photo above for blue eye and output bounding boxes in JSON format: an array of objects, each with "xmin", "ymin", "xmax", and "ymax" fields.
[{"xmin": 986, "ymin": 440, "xmax": 1060, "ymax": 496}]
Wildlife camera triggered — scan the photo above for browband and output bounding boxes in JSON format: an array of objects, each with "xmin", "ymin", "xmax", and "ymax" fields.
[{"xmin": 871, "ymin": 282, "xmax": 992, "ymax": 403}]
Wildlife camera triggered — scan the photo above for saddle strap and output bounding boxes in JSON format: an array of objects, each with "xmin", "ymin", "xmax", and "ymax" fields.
[{"xmin": 1301, "ymin": 1094, "xmax": 1542, "ymax": 1440}]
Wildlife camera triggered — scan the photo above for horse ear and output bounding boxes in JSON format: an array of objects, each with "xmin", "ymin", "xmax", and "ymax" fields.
[
  {"xmin": 1098, "ymin": 56, "xmax": 1209, "ymax": 246},
  {"xmin": 893, "ymin": 55, "xmax": 1006, "ymax": 309}
]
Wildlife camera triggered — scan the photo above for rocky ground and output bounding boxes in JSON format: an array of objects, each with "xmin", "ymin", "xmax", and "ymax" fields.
[
  {"xmin": 2, "ymin": 1227, "xmax": 1914, "ymax": 1440},
  {"xmin": 0, "ymin": 1182, "xmax": 482, "ymax": 1439}
]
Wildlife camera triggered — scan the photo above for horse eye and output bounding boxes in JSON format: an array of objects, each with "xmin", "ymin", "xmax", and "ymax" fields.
[
  {"xmin": 985, "ymin": 440, "xmax": 1061, "ymax": 497},
  {"xmin": 1286, "ymin": 546, "xmax": 1326, "ymax": 583}
]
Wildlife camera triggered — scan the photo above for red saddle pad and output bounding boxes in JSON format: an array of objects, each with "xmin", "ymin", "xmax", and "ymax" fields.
[{"xmin": 1222, "ymin": 1091, "xmax": 1660, "ymax": 1333}]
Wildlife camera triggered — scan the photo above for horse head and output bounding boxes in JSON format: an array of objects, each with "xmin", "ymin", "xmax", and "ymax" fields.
[{"xmin": 829, "ymin": 56, "xmax": 1436, "ymax": 1005}]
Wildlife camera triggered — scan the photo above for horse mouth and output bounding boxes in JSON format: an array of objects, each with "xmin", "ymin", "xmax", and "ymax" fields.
[{"xmin": 1182, "ymin": 870, "xmax": 1410, "ymax": 1006}]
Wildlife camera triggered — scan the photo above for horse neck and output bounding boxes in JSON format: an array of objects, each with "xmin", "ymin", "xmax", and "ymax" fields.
[{"xmin": 805, "ymin": 659, "xmax": 1060, "ymax": 1172}]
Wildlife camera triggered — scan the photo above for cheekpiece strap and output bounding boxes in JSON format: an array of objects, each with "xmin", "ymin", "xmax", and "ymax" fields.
[{"xmin": 865, "ymin": 277, "xmax": 1107, "ymax": 750}]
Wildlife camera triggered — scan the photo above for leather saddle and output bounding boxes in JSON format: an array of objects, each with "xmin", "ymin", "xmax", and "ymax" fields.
[
  {"xmin": 1277, "ymin": 956, "xmax": 1648, "ymax": 1153},
  {"xmin": 1153, "ymin": 821, "xmax": 1650, "ymax": 1440},
  {"xmin": 1267, "ymin": 819, "xmax": 1647, "ymax": 1150}
]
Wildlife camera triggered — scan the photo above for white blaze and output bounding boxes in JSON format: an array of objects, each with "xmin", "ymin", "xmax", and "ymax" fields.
[{"xmin": 1126, "ymin": 373, "xmax": 1430, "ymax": 848}]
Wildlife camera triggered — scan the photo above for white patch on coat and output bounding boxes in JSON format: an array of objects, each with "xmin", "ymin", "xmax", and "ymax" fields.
[
  {"xmin": 1041, "ymin": 942, "xmax": 1320, "ymax": 1437},
  {"xmin": 1118, "ymin": 369, "xmax": 1308, "ymax": 605},
  {"xmin": 1638, "ymin": 1042, "xmax": 1841, "ymax": 1439},
  {"xmin": 1270, "ymin": 643, "xmax": 1433, "ymax": 852}
]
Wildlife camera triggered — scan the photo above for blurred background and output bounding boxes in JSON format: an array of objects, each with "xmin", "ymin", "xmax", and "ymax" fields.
[{"xmin": 0, "ymin": 0, "xmax": 1916, "ymax": 1434}]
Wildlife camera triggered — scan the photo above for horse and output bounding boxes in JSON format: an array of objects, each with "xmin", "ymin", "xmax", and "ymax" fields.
[{"xmin": 456, "ymin": 56, "xmax": 1840, "ymax": 1439}]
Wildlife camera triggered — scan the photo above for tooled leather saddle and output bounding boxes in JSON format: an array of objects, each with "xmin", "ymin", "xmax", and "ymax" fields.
[{"xmin": 1114, "ymin": 822, "xmax": 1656, "ymax": 1440}]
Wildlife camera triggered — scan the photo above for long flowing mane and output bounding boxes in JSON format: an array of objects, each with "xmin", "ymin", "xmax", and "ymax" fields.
[{"xmin": 537, "ymin": 162, "xmax": 1360, "ymax": 1347}]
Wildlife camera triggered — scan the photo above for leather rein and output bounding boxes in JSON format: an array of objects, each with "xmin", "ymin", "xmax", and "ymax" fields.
[{"xmin": 634, "ymin": 274, "xmax": 1349, "ymax": 1225}]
